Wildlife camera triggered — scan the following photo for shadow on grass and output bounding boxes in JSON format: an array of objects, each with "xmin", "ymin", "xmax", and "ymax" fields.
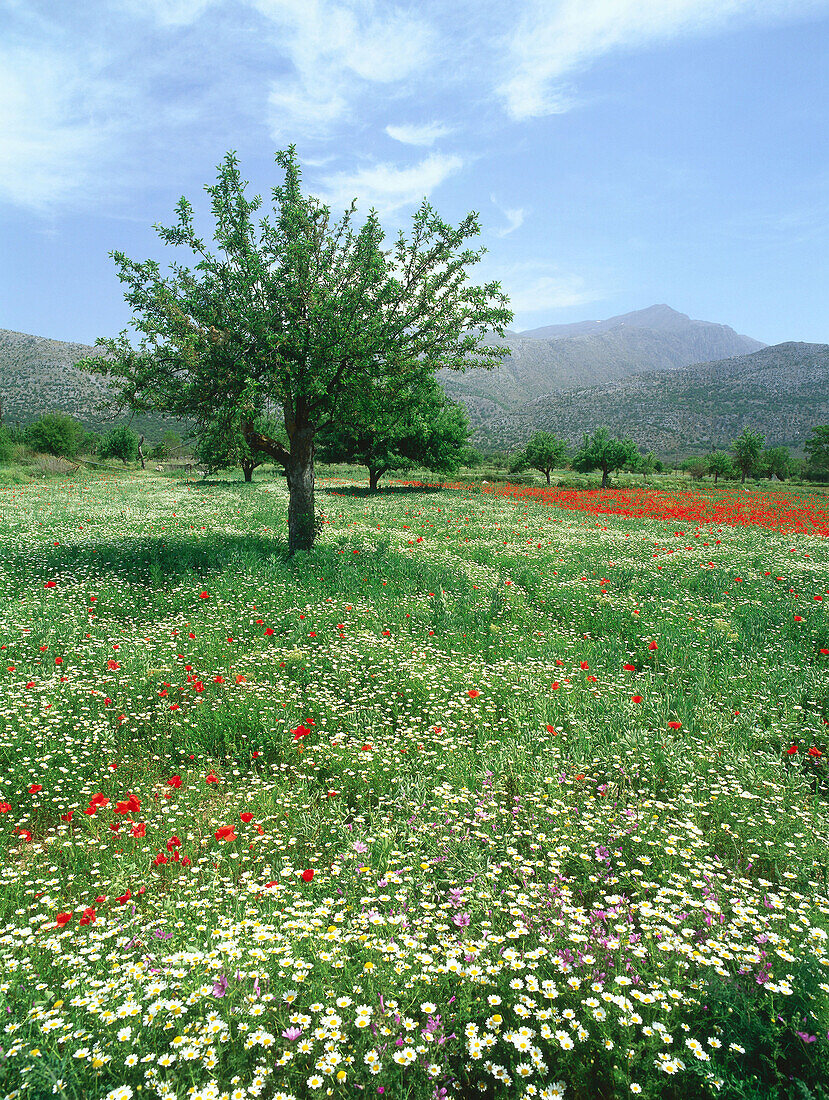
[{"xmin": 321, "ymin": 483, "xmax": 446, "ymax": 498}]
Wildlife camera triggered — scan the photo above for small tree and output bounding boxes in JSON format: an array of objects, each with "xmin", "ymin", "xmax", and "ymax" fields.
[
  {"xmin": 99, "ymin": 425, "xmax": 140, "ymax": 465},
  {"xmin": 730, "ymin": 428, "xmax": 765, "ymax": 483},
  {"xmin": 635, "ymin": 451, "xmax": 657, "ymax": 479},
  {"xmin": 196, "ymin": 416, "xmax": 283, "ymax": 481},
  {"xmin": 24, "ymin": 413, "xmax": 86, "ymax": 459},
  {"xmin": 316, "ymin": 376, "xmax": 471, "ymax": 491},
  {"xmin": 572, "ymin": 428, "xmax": 639, "ymax": 489},
  {"xmin": 761, "ymin": 445, "xmax": 791, "ymax": 482},
  {"xmin": 804, "ymin": 426, "xmax": 829, "ymax": 482},
  {"xmin": 509, "ymin": 431, "xmax": 569, "ymax": 485},
  {"xmin": 0, "ymin": 425, "xmax": 15, "ymax": 466},
  {"xmin": 707, "ymin": 450, "xmax": 736, "ymax": 484}
]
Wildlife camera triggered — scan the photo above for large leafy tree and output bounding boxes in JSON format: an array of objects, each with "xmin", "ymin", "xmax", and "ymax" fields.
[
  {"xmin": 76, "ymin": 148, "xmax": 511, "ymax": 552},
  {"xmin": 730, "ymin": 427, "xmax": 765, "ymax": 483},
  {"xmin": 24, "ymin": 413, "xmax": 86, "ymax": 459},
  {"xmin": 760, "ymin": 445, "xmax": 791, "ymax": 481},
  {"xmin": 509, "ymin": 431, "xmax": 569, "ymax": 485},
  {"xmin": 571, "ymin": 427, "xmax": 639, "ymax": 489},
  {"xmin": 317, "ymin": 374, "xmax": 472, "ymax": 490}
]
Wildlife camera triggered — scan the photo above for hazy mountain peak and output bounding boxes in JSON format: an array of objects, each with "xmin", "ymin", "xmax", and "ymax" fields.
[{"xmin": 517, "ymin": 304, "xmax": 762, "ymax": 347}]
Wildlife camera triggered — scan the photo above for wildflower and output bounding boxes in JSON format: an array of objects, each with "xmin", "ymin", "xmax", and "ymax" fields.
[
  {"xmin": 215, "ymin": 825, "xmax": 237, "ymax": 842},
  {"xmin": 301, "ymin": 869, "xmax": 314, "ymax": 882}
]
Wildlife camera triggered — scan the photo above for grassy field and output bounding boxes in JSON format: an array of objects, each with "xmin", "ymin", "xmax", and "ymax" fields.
[{"xmin": 0, "ymin": 468, "xmax": 827, "ymax": 1100}]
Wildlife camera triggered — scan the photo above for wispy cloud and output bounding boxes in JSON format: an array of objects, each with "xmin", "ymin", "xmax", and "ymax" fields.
[
  {"xmin": 385, "ymin": 121, "xmax": 452, "ymax": 147},
  {"xmin": 498, "ymin": 261, "xmax": 599, "ymax": 314},
  {"xmin": 490, "ymin": 194, "xmax": 525, "ymax": 237},
  {"xmin": 316, "ymin": 153, "xmax": 464, "ymax": 216},
  {"xmin": 253, "ymin": 0, "xmax": 435, "ymax": 140},
  {"xmin": 118, "ymin": 0, "xmax": 217, "ymax": 26},
  {"xmin": 0, "ymin": 44, "xmax": 119, "ymax": 210},
  {"xmin": 498, "ymin": 0, "xmax": 829, "ymax": 120}
]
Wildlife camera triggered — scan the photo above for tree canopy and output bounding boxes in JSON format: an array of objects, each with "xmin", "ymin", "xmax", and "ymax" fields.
[
  {"xmin": 76, "ymin": 147, "xmax": 512, "ymax": 551},
  {"xmin": 509, "ymin": 431, "xmax": 569, "ymax": 484},
  {"xmin": 730, "ymin": 428, "xmax": 765, "ymax": 482},
  {"xmin": 571, "ymin": 428, "xmax": 639, "ymax": 489},
  {"xmin": 707, "ymin": 450, "xmax": 736, "ymax": 483},
  {"xmin": 804, "ymin": 425, "xmax": 829, "ymax": 481},
  {"xmin": 99, "ymin": 424, "xmax": 140, "ymax": 465}
]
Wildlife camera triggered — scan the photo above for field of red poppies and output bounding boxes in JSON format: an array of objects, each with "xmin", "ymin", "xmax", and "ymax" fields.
[{"xmin": 0, "ymin": 470, "xmax": 827, "ymax": 1100}]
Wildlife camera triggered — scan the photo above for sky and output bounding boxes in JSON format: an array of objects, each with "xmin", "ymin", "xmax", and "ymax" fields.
[{"xmin": 1, "ymin": 0, "xmax": 828, "ymax": 348}]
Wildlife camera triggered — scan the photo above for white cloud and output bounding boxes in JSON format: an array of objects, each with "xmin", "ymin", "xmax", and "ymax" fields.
[
  {"xmin": 385, "ymin": 121, "xmax": 452, "ymax": 146},
  {"xmin": 0, "ymin": 46, "xmax": 117, "ymax": 210},
  {"xmin": 119, "ymin": 0, "xmax": 216, "ymax": 26},
  {"xmin": 498, "ymin": 262, "xmax": 598, "ymax": 313},
  {"xmin": 316, "ymin": 153, "xmax": 464, "ymax": 215},
  {"xmin": 490, "ymin": 194, "xmax": 525, "ymax": 236},
  {"xmin": 498, "ymin": 0, "xmax": 829, "ymax": 120},
  {"xmin": 253, "ymin": 0, "xmax": 435, "ymax": 141}
]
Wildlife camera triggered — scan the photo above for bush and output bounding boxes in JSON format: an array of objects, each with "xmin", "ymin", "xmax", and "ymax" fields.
[
  {"xmin": 24, "ymin": 413, "xmax": 86, "ymax": 458},
  {"xmin": 0, "ymin": 425, "xmax": 14, "ymax": 466},
  {"xmin": 98, "ymin": 424, "xmax": 140, "ymax": 465}
]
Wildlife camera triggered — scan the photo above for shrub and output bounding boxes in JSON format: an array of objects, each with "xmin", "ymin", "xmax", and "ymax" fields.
[{"xmin": 24, "ymin": 412, "xmax": 86, "ymax": 458}]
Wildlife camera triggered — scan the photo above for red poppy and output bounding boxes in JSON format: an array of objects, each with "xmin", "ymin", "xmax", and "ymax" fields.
[
  {"xmin": 264, "ymin": 628, "xmax": 274, "ymax": 636},
  {"xmin": 292, "ymin": 725, "xmax": 311, "ymax": 741},
  {"xmin": 648, "ymin": 641, "xmax": 658, "ymax": 651},
  {"xmin": 808, "ymin": 747, "xmax": 823, "ymax": 758},
  {"xmin": 115, "ymin": 890, "xmax": 131, "ymax": 905},
  {"xmin": 44, "ymin": 581, "xmax": 56, "ymax": 588},
  {"xmin": 167, "ymin": 776, "xmax": 182, "ymax": 788},
  {"xmin": 61, "ymin": 810, "xmax": 73, "ymax": 822},
  {"xmin": 786, "ymin": 745, "xmax": 798, "ymax": 755},
  {"xmin": 668, "ymin": 721, "xmax": 682, "ymax": 729},
  {"xmin": 79, "ymin": 907, "xmax": 96, "ymax": 926},
  {"xmin": 623, "ymin": 663, "xmax": 635, "ymax": 671},
  {"xmin": 580, "ymin": 661, "xmax": 589, "ymax": 670},
  {"xmin": 166, "ymin": 835, "xmax": 182, "ymax": 851},
  {"xmin": 235, "ymin": 674, "xmax": 246, "ymax": 684},
  {"xmin": 153, "ymin": 852, "xmax": 168, "ymax": 865},
  {"xmin": 820, "ymin": 649, "xmax": 829, "ymax": 656},
  {"xmin": 301, "ymin": 869, "xmax": 314, "ymax": 882},
  {"xmin": 206, "ymin": 773, "xmax": 219, "ymax": 784},
  {"xmin": 106, "ymin": 659, "xmax": 121, "ymax": 670},
  {"xmin": 28, "ymin": 784, "xmax": 43, "ymax": 794},
  {"xmin": 0, "ymin": 802, "xmax": 11, "ymax": 813},
  {"xmin": 56, "ymin": 912, "xmax": 73, "ymax": 927},
  {"xmin": 214, "ymin": 675, "xmax": 225, "ymax": 683},
  {"xmin": 794, "ymin": 615, "xmax": 803, "ymax": 622},
  {"xmin": 199, "ymin": 591, "xmax": 209, "ymax": 599},
  {"xmin": 467, "ymin": 689, "xmax": 480, "ymax": 698},
  {"xmin": 131, "ymin": 822, "xmax": 146, "ymax": 837},
  {"xmin": 631, "ymin": 695, "xmax": 643, "ymax": 704},
  {"xmin": 215, "ymin": 825, "xmax": 236, "ymax": 842},
  {"xmin": 239, "ymin": 812, "xmax": 254, "ymax": 823}
]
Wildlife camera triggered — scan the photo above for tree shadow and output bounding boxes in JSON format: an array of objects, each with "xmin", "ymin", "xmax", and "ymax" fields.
[{"xmin": 321, "ymin": 483, "xmax": 446, "ymax": 498}]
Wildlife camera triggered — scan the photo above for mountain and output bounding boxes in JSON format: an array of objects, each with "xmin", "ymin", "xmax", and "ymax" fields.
[
  {"xmin": 438, "ymin": 305, "xmax": 765, "ymax": 428},
  {"xmin": 0, "ymin": 328, "xmax": 177, "ymax": 440},
  {"xmin": 474, "ymin": 342, "xmax": 829, "ymax": 460}
]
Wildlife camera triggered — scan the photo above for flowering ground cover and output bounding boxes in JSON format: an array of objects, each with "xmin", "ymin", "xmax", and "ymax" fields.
[{"xmin": 0, "ymin": 471, "xmax": 828, "ymax": 1100}]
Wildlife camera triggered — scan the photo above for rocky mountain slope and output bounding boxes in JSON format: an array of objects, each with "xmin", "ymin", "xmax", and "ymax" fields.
[{"xmin": 475, "ymin": 342, "xmax": 829, "ymax": 460}]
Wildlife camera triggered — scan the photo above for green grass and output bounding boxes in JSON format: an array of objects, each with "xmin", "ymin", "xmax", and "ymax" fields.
[{"xmin": 0, "ymin": 468, "xmax": 827, "ymax": 1100}]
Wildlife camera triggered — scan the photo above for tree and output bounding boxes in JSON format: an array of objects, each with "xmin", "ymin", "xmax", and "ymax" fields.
[
  {"xmin": 76, "ymin": 147, "xmax": 511, "ymax": 552},
  {"xmin": 761, "ymin": 445, "xmax": 791, "ymax": 482},
  {"xmin": 707, "ymin": 450, "xmax": 736, "ymax": 484},
  {"xmin": 730, "ymin": 428, "xmax": 765, "ymax": 483},
  {"xmin": 804, "ymin": 426, "xmax": 829, "ymax": 481},
  {"xmin": 24, "ymin": 413, "xmax": 86, "ymax": 459},
  {"xmin": 571, "ymin": 428, "xmax": 639, "ymax": 489},
  {"xmin": 99, "ymin": 424, "xmax": 140, "ymax": 465},
  {"xmin": 509, "ymin": 431, "xmax": 569, "ymax": 485},
  {"xmin": 316, "ymin": 375, "xmax": 471, "ymax": 490},
  {"xmin": 195, "ymin": 415, "xmax": 284, "ymax": 481}
]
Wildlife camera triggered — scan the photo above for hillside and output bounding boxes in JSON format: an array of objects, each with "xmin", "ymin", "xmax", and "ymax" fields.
[
  {"xmin": 0, "ymin": 328, "xmax": 181, "ymax": 441},
  {"xmin": 439, "ymin": 305, "xmax": 765, "ymax": 427},
  {"xmin": 475, "ymin": 342, "xmax": 829, "ymax": 460}
]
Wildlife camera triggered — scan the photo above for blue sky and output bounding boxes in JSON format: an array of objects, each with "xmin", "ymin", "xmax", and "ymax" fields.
[{"xmin": 1, "ymin": 0, "xmax": 828, "ymax": 347}]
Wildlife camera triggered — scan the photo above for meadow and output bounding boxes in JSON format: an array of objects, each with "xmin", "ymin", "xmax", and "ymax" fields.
[{"xmin": 0, "ymin": 468, "xmax": 827, "ymax": 1100}]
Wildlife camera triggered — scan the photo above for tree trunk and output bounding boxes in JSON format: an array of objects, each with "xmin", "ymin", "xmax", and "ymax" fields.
[
  {"xmin": 714, "ymin": 471, "xmax": 719, "ymax": 484},
  {"xmin": 545, "ymin": 468, "xmax": 551, "ymax": 485},
  {"xmin": 242, "ymin": 460, "xmax": 254, "ymax": 482},
  {"xmin": 138, "ymin": 436, "xmax": 145, "ymax": 469},
  {"xmin": 368, "ymin": 466, "xmax": 381, "ymax": 492},
  {"xmin": 285, "ymin": 425, "xmax": 316, "ymax": 553},
  {"xmin": 741, "ymin": 470, "xmax": 746, "ymax": 483},
  {"xmin": 601, "ymin": 465, "xmax": 609, "ymax": 489}
]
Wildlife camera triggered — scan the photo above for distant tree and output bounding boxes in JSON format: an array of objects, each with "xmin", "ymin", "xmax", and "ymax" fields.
[
  {"xmin": 316, "ymin": 377, "xmax": 472, "ymax": 491},
  {"xmin": 98, "ymin": 425, "xmax": 140, "ymax": 465},
  {"xmin": 682, "ymin": 456, "xmax": 709, "ymax": 481},
  {"xmin": 196, "ymin": 416, "xmax": 283, "ymax": 481},
  {"xmin": 707, "ymin": 450, "xmax": 736, "ymax": 484},
  {"xmin": 761, "ymin": 445, "xmax": 791, "ymax": 482},
  {"xmin": 24, "ymin": 413, "xmax": 86, "ymax": 459},
  {"xmin": 730, "ymin": 428, "xmax": 766, "ymax": 483},
  {"xmin": 635, "ymin": 451, "xmax": 657, "ymax": 479},
  {"xmin": 572, "ymin": 428, "xmax": 639, "ymax": 489},
  {"xmin": 804, "ymin": 426, "xmax": 829, "ymax": 481},
  {"xmin": 509, "ymin": 431, "xmax": 569, "ymax": 485}
]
